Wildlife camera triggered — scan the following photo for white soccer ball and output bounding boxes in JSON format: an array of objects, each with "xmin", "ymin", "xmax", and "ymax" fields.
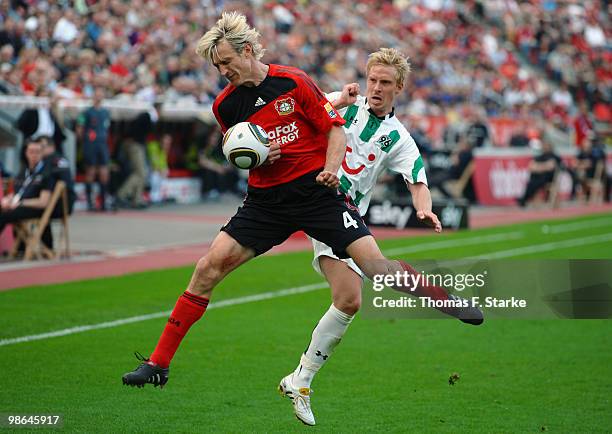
[{"xmin": 222, "ymin": 122, "xmax": 270, "ymax": 170}]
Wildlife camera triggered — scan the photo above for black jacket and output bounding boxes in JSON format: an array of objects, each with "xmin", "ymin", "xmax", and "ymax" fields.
[
  {"xmin": 17, "ymin": 108, "xmax": 66, "ymax": 150},
  {"xmin": 43, "ymin": 152, "xmax": 76, "ymax": 215}
]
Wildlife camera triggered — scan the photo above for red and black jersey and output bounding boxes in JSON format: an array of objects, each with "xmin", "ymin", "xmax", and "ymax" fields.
[{"xmin": 212, "ymin": 64, "xmax": 345, "ymax": 188}]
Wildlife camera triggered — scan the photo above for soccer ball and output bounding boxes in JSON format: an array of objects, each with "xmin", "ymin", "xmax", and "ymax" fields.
[{"xmin": 222, "ymin": 122, "xmax": 270, "ymax": 170}]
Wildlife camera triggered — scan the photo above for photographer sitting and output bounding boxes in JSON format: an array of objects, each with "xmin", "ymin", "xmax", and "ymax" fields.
[
  {"xmin": 517, "ymin": 139, "xmax": 561, "ymax": 207},
  {"xmin": 0, "ymin": 138, "xmax": 54, "ymax": 249}
]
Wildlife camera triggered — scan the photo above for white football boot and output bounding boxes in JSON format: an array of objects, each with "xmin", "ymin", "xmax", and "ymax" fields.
[{"xmin": 278, "ymin": 373, "xmax": 315, "ymax": 426}]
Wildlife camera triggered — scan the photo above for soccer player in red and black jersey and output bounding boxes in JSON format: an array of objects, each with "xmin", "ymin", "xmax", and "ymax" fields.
[{"xmin": 121, "ymin": 11, "xmax": 481, "ymax": 426}]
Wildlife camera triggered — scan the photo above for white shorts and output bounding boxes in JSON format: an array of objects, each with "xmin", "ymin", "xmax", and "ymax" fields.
[{"xmin": 311, "ymin": 237, "xmax": 364, "ymax": 278}]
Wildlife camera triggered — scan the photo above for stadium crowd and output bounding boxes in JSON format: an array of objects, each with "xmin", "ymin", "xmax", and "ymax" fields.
[
  {"xmin": 0, "ymin": 0, "xmax": 609, "ymax": 208},
  {"xmin": 1, "ymin": 1, "xmax": 608, "ymax": 120},
  {"xmin": 479, "ymin": 0, "xmax": 610, "ymax": 126}
]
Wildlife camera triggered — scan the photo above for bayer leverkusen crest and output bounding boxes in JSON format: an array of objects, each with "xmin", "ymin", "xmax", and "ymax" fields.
[{"xmin": 275, "ymin": 97, "xmax": 295, "ymax": 116}]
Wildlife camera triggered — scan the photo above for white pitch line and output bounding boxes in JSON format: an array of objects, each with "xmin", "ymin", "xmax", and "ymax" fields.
[
  {"xmin": 1, "ymin": 231, "xmax": 609, "ymax": 348},
  {"xmin": 382, "ymin": 231, "xmax": 524, "ymax": 256},
  {"xmin": 542, "ymin": 218, "xmax": 612, "ymax": 234},
  {"xmin": 469, "ymin": 233, "xmax": 612, "ymax": 260},
  {"xmin": 0, "ymin": 282, "xmax": 328, "ymax": 347},
  {"xmin": 0, "ymin": 232, "xmax": 520, "ymax": 347}
]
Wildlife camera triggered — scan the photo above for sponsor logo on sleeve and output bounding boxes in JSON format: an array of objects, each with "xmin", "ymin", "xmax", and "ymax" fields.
[{"xmin": 324, "ymin": 102, "xmax": 337, "ymax": 119}]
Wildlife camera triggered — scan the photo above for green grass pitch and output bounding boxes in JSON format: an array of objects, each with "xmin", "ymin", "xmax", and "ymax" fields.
[{"xmin": 1, "ymin": 214, "xmax": 611, "ymax": 433}]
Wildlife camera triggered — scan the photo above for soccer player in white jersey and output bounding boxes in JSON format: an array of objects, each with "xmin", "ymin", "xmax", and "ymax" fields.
[{"xmin": 279, "ymin": 48, "xmax": 482, "ymax": 426}]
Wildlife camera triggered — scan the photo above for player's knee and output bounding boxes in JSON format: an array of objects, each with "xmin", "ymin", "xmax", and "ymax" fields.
[
  {"xmin": 334, "ymin": 293, "xmax": 361, "ymax": 316},
  {"xmin": 197, "ymin": 248, "xmax": 243, "ymax": 280},
  {"xmin": 344, "ymin": 298, "xmax": 361, "ymax": 316},
  {"xmin": 192, "ymin": 255, "xmax": 222, "ymax": 288}
]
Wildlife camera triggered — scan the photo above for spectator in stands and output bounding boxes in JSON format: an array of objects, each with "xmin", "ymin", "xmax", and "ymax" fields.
[
  {"xmin": 543, "ymin": 114, "xmax": 572, "ymax": 149},
  {"xmin": 509, "ymin": 131, "xmax": 530, "ymax": 148},
  {"xmin": 16, "ymin": 90, "xmax": 66, "ymax": 150},
  {"xmin": 0, "ymin": 18, "xmax": 24, "ymax": 57},
  {"xmin": 573, "ymin": 101, "xmax": 594, "ymax": 149},
  {"xmin": 441, "ymin": 109, "xmax": 465, "ymax": 149},
  {"xmin": 428, "ymin": 136, "xmax": 474, "ymax": 199},
  {"xmin": 407, "ymin": 117, "xmax": 433, "ymax": 157},
  {"xmin": 517, "ymin": 139, "xmax": 561, "ymax": 207},
  {"xmin": 0, "ymin": 138, "xmax": 54, "ymax": 249},
  {"xmin": 195, "ymin": 125, "xmax": 240, "ymax": 200},
  {"xmin": 1, "ymin": 0, "xmax": 608, "ymax": 159},
  {"xmin": 40, "ymin": 136, "xmax": 76, "ymax": 217},
  {"xmin": 0, "ymin": 44, "xmax": 15, "ymax": 67},
  {"xmin": 35, "ymin": 135, "xmax": 76, "ymax": 250},
  {"xmin": 116, "ymin": 103, "xmax": 160, "ymax": 208},
  {"xmin": 551, "ymin": 82, "xmax": 574, "ymax": 112},
  {"xmin": 574, "ymin": 133, "xmax": 607, "ymax": 201},
  {"xmin": 465, "ymin": 109, "xmax": 490, "ymax": 148},
  {"xmin": 76, "ymin": 87, "xmax": 112, "ymax": 211},
  {"xmin": 147, "ymin": 133, "xmax": 172, "ymax": 204}
]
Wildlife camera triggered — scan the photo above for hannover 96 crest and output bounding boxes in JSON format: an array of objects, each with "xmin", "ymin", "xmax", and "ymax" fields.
[{"xmin": 275, "ymin": 97, "xmax": 295, "ymax": 116}]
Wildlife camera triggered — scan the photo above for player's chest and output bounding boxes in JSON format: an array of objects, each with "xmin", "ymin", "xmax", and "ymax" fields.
[
  {"xmin": 344, "ymin": 110, "xmax": 399, "ymax": 150},
  {"xmin": 342, "ymin": 112, "xmax": 399, "ymax": 168},
  {"xmin": 342, "ymin": 134, "xmax": 393, "ymax": 178}
]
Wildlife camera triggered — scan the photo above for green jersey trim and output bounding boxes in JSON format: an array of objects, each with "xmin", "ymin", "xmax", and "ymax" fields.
[
  {"xmin": 411, "ymin": 155, "xmax": 424, "ymax": 183},
  {"xmin": 359, "ymin": 113, "xmax": 383, "ymax": 142}
]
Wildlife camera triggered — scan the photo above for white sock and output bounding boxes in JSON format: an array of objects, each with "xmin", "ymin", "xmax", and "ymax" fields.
[{"xmin": 293, "ymin": 304, "xmax": 354, "ymax": 388}]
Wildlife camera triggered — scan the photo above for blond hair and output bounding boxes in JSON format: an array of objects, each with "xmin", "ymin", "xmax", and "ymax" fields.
[
  {"xmin": 366, "ymin": 48, "xmax": 411, "ymax": 89},
  {"xmin": 196, "ymin": 11, "xmax": 265, "ymax": 63}
]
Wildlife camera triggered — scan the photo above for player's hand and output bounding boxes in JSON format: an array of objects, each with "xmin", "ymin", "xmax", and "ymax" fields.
[
  {"xmin": 316, "ymin": 170, "xmax": 340, "ymax": 189},
  {"xmin": 416, "ymin": 209, "xmax": 442, "ymax": 233},
  {"xmin": 264, "ymin": 140, "xmax": 281, "ymax": 165},
  {"xmin": 0, "ymin": 195, "xmax": 17, "ymax": 210},
  {"xmin": 333, "ymin": 83, "xmax": 360, "ymax": 109}
]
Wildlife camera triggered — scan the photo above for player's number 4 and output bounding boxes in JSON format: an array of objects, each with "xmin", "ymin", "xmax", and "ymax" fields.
[{"xmin": 343, "ymin": 211, "xmax": 358, "ymax": 229}]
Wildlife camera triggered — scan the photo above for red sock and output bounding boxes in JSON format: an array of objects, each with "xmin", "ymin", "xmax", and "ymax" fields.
[
  {"xmin": 150, "ymin": 291, "xmax": 209, "ymax": 368},
  {"xmin": 398, "ymin": 261, "xmax": 450, "ymax": 302}
]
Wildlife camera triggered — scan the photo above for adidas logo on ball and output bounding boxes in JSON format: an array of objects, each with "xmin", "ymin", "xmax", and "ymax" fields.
[{"xmin": 222, "ymin": 122, "xmax": 270, "ymax": 170}]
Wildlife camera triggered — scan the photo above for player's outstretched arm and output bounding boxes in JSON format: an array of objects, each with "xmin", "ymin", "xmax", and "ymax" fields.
[
  {"xmin": 316, "ymin": 126, "xmax": 346, "ymax": 188},
  {"xmin": 408, "ymin": 182, "xmax": 442, "ymax": 233}
]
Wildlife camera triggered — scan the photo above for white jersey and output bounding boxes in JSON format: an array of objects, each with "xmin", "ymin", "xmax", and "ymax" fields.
[
  {"xmin": 329, "ymin": 92, "xmax": 427, "ymax": 216},
  {"xmin": 311, "ymin": 93, "xmax": 426, "ymax": 278}
]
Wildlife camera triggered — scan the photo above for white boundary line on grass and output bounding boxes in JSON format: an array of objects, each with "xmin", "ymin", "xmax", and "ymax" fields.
[
  {"xmin": 469, "ymin": 233, "xmax": 612, "ymax": 260},
  {"xmin": 0, "ymin": 232, "xmax": 522, "ymax": 347},
  {"xmin": 0, "ymin": 283, "xmax": 329, "ymax": 347},
  {"xmin": 383, "ymin": 232, "xmax": 524, "ymax": 256},
  {"xmin": 542, "ymin": 217, "xmax": 612, "ymax": 234},
  {"xmin": 1, "ymin": 231, "xmax": 610, "ymax": 348}
]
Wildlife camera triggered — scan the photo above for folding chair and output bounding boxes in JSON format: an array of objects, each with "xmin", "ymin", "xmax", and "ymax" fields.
[{"xmin": 10, "ymin": 181, "xmax": 71, "ymax": 260}]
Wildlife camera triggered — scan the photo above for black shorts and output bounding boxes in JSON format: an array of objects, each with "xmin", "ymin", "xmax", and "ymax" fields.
[{"xmin": 222, "ymin": 170, "xmax": 370, "ymax": 257}]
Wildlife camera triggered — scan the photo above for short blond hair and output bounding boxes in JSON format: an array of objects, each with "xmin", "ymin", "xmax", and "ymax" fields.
[
  {"xmin": 195, "ymin": 11, "xmax": 265, "ymax": 63},
  {"xmin": 366, "ymin": 48, "xmax": 411, "ymax": 89}
]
